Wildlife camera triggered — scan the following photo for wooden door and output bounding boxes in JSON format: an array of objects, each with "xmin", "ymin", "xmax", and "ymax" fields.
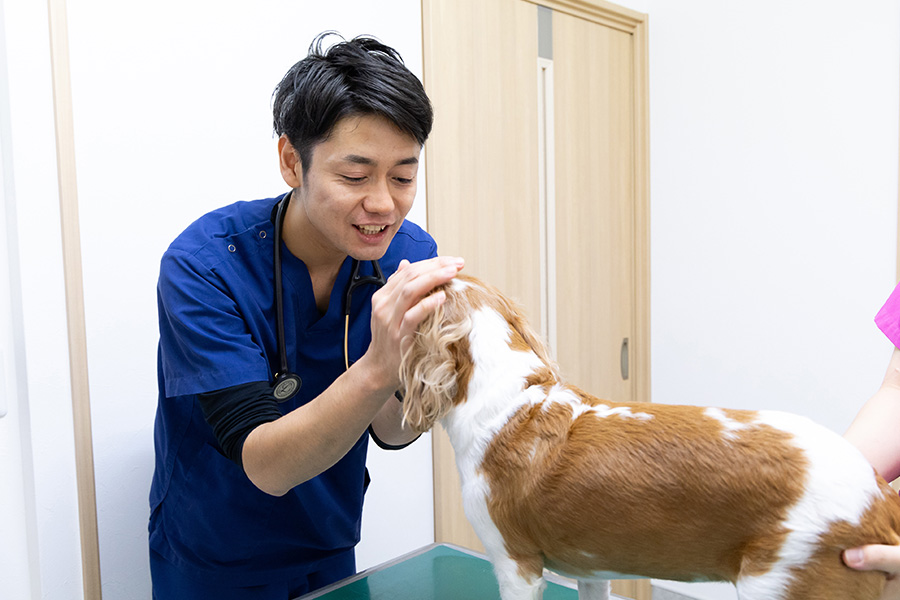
[
  {"xmin": 553, "ymin": 9, "xmax": 635, "ymax": 403},
  {"xmin": 422, "ymin": 1, "xmax": 650, "ymax": 597}
]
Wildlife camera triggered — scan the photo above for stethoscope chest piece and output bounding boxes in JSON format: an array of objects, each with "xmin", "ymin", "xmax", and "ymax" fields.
[
  {"xmin": 273, "ymin": 371, "xmax": 301, "ymax": 402},
  {"xmin": 270, "ymin": 191, "xmax": 386, "ymax": 403}
]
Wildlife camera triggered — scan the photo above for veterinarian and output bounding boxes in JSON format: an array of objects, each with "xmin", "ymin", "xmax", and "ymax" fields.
[
  {"xmin": 148, "ymin": 33, "xmax": 463, "ymax": 599},
  {"xmin": 844, "ymin": 282, "xmax": 900, "ymax": 599}
]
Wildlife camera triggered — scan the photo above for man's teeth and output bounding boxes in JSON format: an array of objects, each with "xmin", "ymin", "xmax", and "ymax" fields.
[{"xmin": 358, "ymin": 225, "xmax": 386, "ymax": 235}]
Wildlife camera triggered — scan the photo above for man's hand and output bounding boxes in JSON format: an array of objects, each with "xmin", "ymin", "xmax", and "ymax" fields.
[{"xmin": 364, "ymin": 256, "xmax": 465, "ymax": 393}]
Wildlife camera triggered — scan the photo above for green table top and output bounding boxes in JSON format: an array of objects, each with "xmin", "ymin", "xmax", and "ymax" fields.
[{"xmin": 296, "ymin": 543, "xmax": 580, "ymax": 600}]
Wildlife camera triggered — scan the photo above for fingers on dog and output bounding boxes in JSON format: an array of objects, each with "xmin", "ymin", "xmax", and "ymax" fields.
[
  {"xmin": 372, "ymin": 257, "xmax": 462, "ymax": 336},
  {"xmin": 844, "ymin": 545, "xmax": 900, "ymax": 576},
  {"xmin": 389, "ymin": 256, "xmax": 462, "ymax": 284},
  {"xmin": 390, "ymin": 257, "xmax": 462, "ymax": 334},
  {"xmin": 387, "ymin": 256, "xmax": 463, "ymax": 305},
  {"xmin": 401, "ymin": 290, "xmax": 447, "ymax": 332}
]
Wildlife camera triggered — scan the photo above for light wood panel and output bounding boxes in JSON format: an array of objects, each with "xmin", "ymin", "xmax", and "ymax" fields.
[
  {"xmin": 423, "ymin": 0, "xmax": 541, "ymax": 553},
  {"xmin": 422, "ymin": 0, "xmax": 542, "ymax": 300},
  {"xmin": 47, "ymin": 0, "xmax": 103, "ymax": 597},
  {"xmin": 552, "ymin": 10, "xmax": 634, "ymax": 403}
]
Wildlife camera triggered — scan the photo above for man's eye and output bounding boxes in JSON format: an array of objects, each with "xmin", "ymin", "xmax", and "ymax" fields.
[
  {"xmin": 342, "ymin": 175, "xmax": 366, "ymax": 183},
  {"xmin": 394, "ymin": 177, "xmax": 414, "ymax": 185}
]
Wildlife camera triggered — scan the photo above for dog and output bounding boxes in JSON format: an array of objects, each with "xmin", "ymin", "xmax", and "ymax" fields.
[{"xmin": 398, "ymin": 274, "xmax": 900, "ymax": 600}]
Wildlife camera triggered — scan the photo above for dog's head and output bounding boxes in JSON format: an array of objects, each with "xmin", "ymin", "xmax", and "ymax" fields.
[{"xmin": 399, "ymin": 274, "xmax": 552, "ymax": 433}]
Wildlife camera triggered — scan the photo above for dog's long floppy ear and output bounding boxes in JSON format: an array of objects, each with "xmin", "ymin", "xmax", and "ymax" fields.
[
  {"xmin": 495, "ymin": 290, "xmax": 553, "ymax": 368},
  {"xmin": 399, "ymin": 280, "xmax": 474, "ymax": 433}
]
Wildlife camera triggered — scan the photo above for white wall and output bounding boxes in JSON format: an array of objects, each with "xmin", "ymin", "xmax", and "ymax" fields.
[
  {"xmin": 2, "ymin": 1, "xmax": 432, "ymax": 599},
  {"xmin": 0, "ymin": 1, "xmax": 42, "ymax": 597},
  {"xmin": 615, "ymin": 1, "xmax": 900, "ymax": 598},
  {"xmin": 4, "ymin": 1, "xmax": 899, "ymax": 600},
  {"xmin": 2, "ymin": 0, "xmax": 87, "ymax": 598}
]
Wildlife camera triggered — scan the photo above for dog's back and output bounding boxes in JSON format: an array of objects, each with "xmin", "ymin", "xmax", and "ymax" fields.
[{"xmin": 480, "ymin": 390, "xmax": 900, "ymax": 599}]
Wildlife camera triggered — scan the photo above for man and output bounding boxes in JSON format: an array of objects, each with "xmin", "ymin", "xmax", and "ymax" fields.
[{"xmin": 149, "ymin": 33, "xmax": 462, "ymax": 598}]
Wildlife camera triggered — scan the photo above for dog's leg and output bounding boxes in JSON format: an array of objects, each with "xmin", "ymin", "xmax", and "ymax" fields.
[
  {"xmin": 576, "ymin": 579, "xmax": 610, "ymax": 600},
  {"xmin": 461, "ymin": 477, "xmax": 546, "ymax": 598},
  {"xmin": 471, "ymin": 516, "xmax": 544, "ymax": 599},
  {"xmin": 494, "ymin": 565, "xmax": 547, "ymax": 600},
  {"xmin": 490, "ymin": 555, "xmax": 546, "ymax": 600}
]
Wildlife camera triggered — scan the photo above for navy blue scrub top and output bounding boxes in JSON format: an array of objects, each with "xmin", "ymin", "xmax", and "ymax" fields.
[{"xmin": 149, "ymin": 194, "xmax": 438, "ymax": 587}]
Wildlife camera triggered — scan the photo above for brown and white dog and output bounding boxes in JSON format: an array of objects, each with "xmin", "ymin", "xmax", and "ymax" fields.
[{"xmin": 399, "ymin": 275, "xmax": 900, "ymax": 600}]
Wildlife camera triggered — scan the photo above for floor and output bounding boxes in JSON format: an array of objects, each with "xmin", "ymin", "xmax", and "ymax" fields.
[{"xmin": 651, "ymin": 586, "xmax": 697, "ymax": 600}]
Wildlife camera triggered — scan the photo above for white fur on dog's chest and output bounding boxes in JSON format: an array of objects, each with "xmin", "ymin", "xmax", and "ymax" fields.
[{"xmin": 442, "ymin": 306, "xmax": 546, "ymax": 463}]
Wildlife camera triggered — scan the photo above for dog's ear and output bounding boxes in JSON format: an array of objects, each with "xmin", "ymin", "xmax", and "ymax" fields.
[
  {"xmin": 399, "ymin": 282, "xmax": 473, "ymax": 433},
  {"xmin": 488, "ymin": 286, "xmax": 554, "ymax": 367}
]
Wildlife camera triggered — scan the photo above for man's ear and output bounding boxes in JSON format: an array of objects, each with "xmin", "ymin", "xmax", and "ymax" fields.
[{"xmin": 278, "ymin": 134, "xmax": 303, "ymax": 188}]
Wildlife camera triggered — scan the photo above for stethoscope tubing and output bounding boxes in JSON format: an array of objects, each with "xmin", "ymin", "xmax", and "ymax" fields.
[
  {"xmin": 273, "ymin": 192, "xmax": 292, "ymax": 380},
  {"xmin": 272, "ymin": 191, "xmax": 386, "ymax": 401}
]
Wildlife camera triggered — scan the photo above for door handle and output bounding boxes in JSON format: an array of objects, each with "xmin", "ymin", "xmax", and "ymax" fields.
[{"xmin": 620, "ymin": 338, "xmax": 629, "ymax": 381}]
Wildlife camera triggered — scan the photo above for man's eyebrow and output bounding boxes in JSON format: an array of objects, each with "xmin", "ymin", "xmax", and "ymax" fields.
[
  {"xmin": 342, "ymin": 154, "xmax": 376, "ymax": 166},
  {"xmin": 342, "ymin": 154, "xmax": 419, "ymax": 167}
]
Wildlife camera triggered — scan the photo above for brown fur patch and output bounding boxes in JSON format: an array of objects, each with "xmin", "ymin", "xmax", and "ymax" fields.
[
  {"xmin": 448, "ymin": 332, "xmax": 473, "ymax": 407},
  {"xmin": 480, "ymin": 397, "xmax": 808, "ymax": 583},
  {"xmin": 525, "ymin": 366, "xmax": 559, "ymax": 391}
]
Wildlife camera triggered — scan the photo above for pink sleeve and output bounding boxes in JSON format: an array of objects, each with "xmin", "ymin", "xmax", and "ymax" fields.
[{"xmin": 875, "ymin": 282, "xmax": 900, "ymax": 348}]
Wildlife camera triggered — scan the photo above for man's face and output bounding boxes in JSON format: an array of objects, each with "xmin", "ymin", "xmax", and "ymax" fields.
[{"xmin": 284, "ymin": 113, "xmax": 422, "ymax": 265}]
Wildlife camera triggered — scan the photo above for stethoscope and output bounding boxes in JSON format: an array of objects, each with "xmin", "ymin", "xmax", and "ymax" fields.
[{"xmin": 272, "ymin": 191, "xmax": 387, "ymax": 402}]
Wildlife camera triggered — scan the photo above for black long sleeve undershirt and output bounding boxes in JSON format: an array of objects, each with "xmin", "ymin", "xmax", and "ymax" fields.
[
  {"xmin": 197, "ymin": 383, "xmax": 417, "ymax": 470},
  {"xmin": 197, "ymin": 381, "xmax": 281, "ymax": 469}
]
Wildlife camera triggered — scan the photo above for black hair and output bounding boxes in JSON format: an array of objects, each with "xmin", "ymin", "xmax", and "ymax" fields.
[{"xmin": 272, "ymin": 32, "xmax": 433, "ymax": 175}]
